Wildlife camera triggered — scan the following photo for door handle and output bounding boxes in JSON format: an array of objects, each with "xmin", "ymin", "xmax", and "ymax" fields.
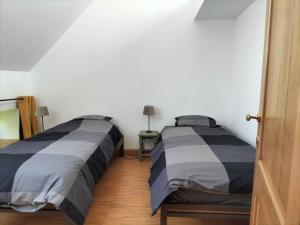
[{"xmin": 246, "ymin": 114, "xmax": 261, "ymax": 122}]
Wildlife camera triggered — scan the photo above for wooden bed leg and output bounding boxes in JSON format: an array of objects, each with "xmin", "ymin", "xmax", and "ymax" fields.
[
  {"xmin": 160, "ymin": 204, "xmax": 167, "ymax": 225},
  {"xmin": 119, "ymin": 143, "xmax": 124, "ymax": 157}
]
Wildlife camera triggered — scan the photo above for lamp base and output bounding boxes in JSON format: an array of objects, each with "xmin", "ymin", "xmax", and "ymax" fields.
[{"xmin": 146, "ymin": 130, "xmax": 152, "ymax": 133}]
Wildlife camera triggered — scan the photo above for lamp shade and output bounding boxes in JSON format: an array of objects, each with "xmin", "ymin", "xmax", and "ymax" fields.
[
  {"xmin": 143, "ymin": 105, "xmax": 155, "ymax": 116},
  {"xmin": 35, "ymin": 106, "xmax": 49, "ymax": 117}
]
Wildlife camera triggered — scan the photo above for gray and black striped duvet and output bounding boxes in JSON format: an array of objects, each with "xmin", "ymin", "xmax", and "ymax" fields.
[
  {"xmin": 0, "ymin": 118, "xmax": 123, "ymax": 225},
  {"xmin": 149, "ymin": 126, "xmax": 255, "ymax": 214}
]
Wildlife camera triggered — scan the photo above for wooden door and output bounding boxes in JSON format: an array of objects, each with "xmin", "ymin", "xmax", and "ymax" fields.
[{"xmin": 250, "ymin": 0, "xmax": 300, "ymax": 225}]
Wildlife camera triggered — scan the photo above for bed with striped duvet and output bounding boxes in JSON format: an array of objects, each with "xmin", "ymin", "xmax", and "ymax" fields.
[
  {"xmin": 149, "ymin": 125, "xmax": 255, "ymax": 214},
  {"xmin": 0, "ymin": 117, "xmax": 123, "ymax": 225}
]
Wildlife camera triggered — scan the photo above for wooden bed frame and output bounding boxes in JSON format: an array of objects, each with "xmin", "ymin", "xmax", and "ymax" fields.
[
  {"xmin": 160, "ymin": 202, "xmax": 250, "ymax": 225},
  {"xmin": 0, "ymin": 138, "xmax": 124, "ymax": 225}
]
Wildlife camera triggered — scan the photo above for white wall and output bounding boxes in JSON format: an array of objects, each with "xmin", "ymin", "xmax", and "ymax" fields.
[
  {"xmin": 0, "ymin": 71, "xmax": 33, "ymax": 110},
  {"xmin": 229, "ymin": 0, "xmax": 267, "ymax": 146},
  {"xmin": 32, "ymin": 0, "xmax": 235, "ymax": 148}
]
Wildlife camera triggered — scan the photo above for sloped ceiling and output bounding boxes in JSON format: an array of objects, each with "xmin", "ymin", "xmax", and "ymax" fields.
[
  {"xmin": 0, "ymin": 0, "xmax": 93, "ymax": 71},
  {"xmin": 195, "ymin": 0, "xmax": 254, "ymax": 19}
]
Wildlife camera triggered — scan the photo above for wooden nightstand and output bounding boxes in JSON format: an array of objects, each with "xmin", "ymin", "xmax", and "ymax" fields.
[{"xmin": 138, "ymin": 130, "xmax": 159, "ymax": 161}]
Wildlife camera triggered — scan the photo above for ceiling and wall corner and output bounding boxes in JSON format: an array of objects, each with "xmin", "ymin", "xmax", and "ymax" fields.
[
  {"xmin": 195, "ymin": 0, "xmax": 255, "ymax": 19},
  {"xmin": 0, "ymin": 0, "xmax": 93, "ymax": 71},
  {"xmin": 192, "ymin": 0, "xmax": 204, "ymax": 16}
]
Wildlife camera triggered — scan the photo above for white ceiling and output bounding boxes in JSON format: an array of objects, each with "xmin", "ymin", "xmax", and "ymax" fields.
[
  {"xmin": 195, "ymin": 0, "xmax": 254, "ymax": 20},
  {"xmin": 0, "ymin": 0, "xmax": 93, "ymax": 71}
]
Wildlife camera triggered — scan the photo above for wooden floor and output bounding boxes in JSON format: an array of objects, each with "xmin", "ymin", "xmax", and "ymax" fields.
[
  {"xmin": 0, "ymin": 139, "xmax": 18, "ymax": 149},
  {"xmin": 0, "ymin": 157, "xmax": 249, "ymax": 225}
]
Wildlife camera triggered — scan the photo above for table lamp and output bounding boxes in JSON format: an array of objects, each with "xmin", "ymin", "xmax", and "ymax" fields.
[
  {"xmin": 35, "ymin": 106, "xmax": 49, "ymax": 132},
  {"xmin": 143, "ymin": 105, "xmax": 155, "ymax": 133}
]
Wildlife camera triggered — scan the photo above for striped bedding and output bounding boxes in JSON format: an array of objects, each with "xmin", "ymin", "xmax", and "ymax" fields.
[
  {"xmin": 148, "ymin": 126, "xmax": 255, "ymax": 214},
  {"xmin": 0, "ymin": 118, "xmax": 123, "ymax": 225}
]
